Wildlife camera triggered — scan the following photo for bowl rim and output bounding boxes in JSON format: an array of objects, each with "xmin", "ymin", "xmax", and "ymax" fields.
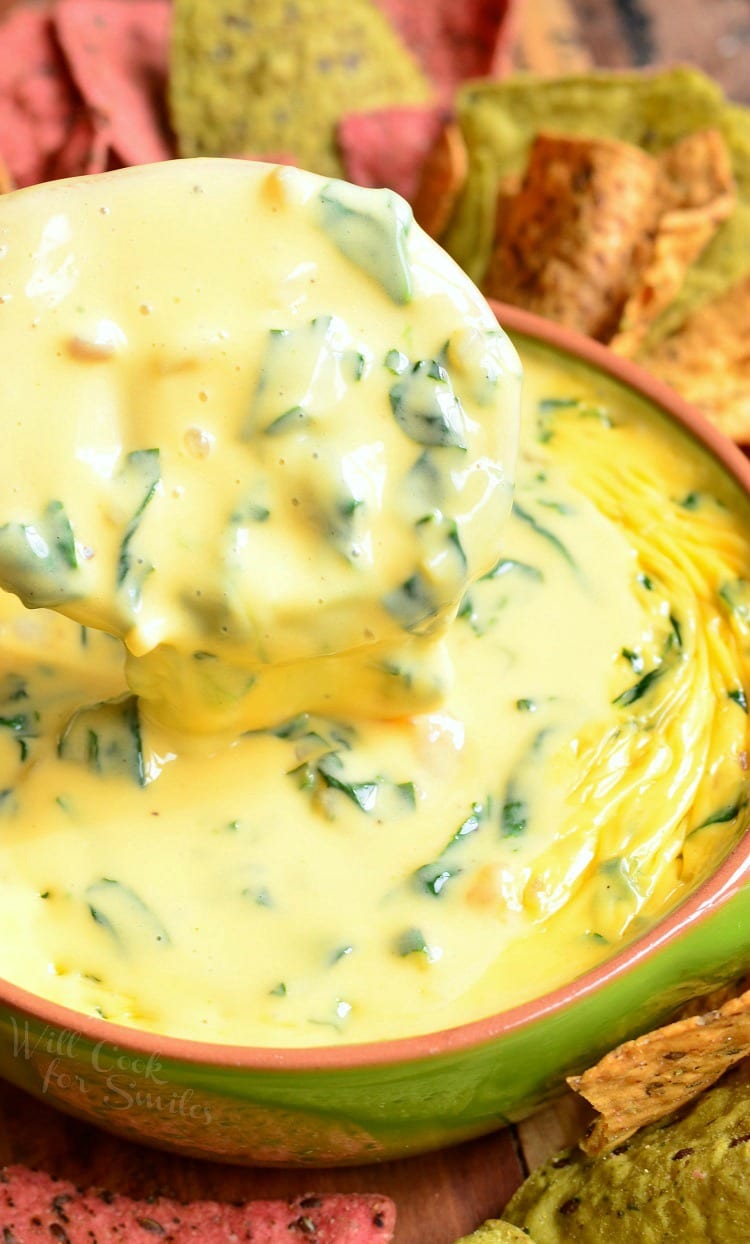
[{"xmin": 4, "ymin": 302, "xmax": 750, "ymax": 1072}]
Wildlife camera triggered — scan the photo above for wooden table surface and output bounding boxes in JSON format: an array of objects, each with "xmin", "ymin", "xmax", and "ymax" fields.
[{"xmin": 0, "ymin": 1, "xmax": 748, "ymax": 1240}]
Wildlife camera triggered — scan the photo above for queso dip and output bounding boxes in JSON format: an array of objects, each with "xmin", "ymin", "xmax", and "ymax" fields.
[{"xmin": 0, "ymin": 161, "xmax": 747, "ymax": 1047}]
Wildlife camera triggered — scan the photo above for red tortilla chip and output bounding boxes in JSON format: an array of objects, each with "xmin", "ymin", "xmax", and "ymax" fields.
[
  {"xmin": 54, "ymin": 0, "xmax": 173, "ymax": 169},
  {"xmin": 0, "ymin": 5, "xmax": 81, "ymax": 186},
  {"xmin": 374, "ymin": 0, "xmax": 516, "ymax": 95},
  {"xmin": 0, "ymin": 1165, "xmax": 396, "ymax": 1243},
  {"xmin": 46, "ymin": 111, "xmax": 110, "ymax": 180},
  {"xmin": 339, "ymin": 105, "xmax": 448, "ymax": 202}
]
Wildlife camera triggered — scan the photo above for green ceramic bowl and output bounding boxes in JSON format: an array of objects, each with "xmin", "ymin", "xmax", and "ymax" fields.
[{"xmin": 1, "ymin": 304, "xmax": 749, "ymax": 1167}]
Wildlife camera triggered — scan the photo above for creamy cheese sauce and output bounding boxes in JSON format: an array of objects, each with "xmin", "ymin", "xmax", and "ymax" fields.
[
  {"xmin": 0, "ymin": 161, "xmax": 747, "ymax": 1046},
  {"xmin": 0, "ymin": 160, "xmax": 519, "ymax": 734}
]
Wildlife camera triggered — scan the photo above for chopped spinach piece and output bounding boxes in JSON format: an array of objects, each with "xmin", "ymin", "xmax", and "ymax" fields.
[
  {"xmin": 537, "ymin": 498, "xmax": 574, "ymax": 515},
  {"xmin": 481, "ymin": 557, "xmax": 543, "ymax": 583},
  {"xmin": 621, "ymin": 648, "xmax": 644, "ymax": 673},
  {"xmin": 499, "ymin": 730, "xmax": 554, "ymax": 839},
  {"xmin": 117, "ymin": 449, "xmax": 160, "ymax": 608},
  {"xmin": 389, "ymin": 358, "xmax": 468, "ymax": 449},
  {"xmin": 415, "ymin": 511, "xmax": 467, "ymax": 586},
  {"xmin": 538, "ymin": 397, "xmax": 580, "ymax": 411},
  {"xmin": 612, "ymin": 665, "xmax": 666, "ymax": 708},
  {"xmin": 395, "ymin": 927, "xmax": 431, "ymax": 958},
  {"xmin": 512, "ymin": 502, "xmax": 575, "ymax": 569},
  {"xmin": 58, "ymin": 694, "xmax": 146, "ymax": 787},
  {"xmin": 329, "ymin": 944, "xmax": 354, "ymax": 965},
  {"xmin": 320, "ymin": 491, "xmax": 367, "ymax": 564},
  {"xmin": 318, "ymin": 181, "xmax": 413, "ymax": 304},
  {"xmin": 406, "ymin": 451, "xmax": 444, "ymax": 508},
  {"xmin": 0, "ymin": 710, "xmax": 38, "ymax": 761},
  {"xmin": 0, "ymin": 499, "xmax": 80, "ymax": 606},
  {"xmin": 385, "ymin": 348, "xmax": 409, "ymax": 375},
  {"xmin": 88, "ymin": 903, "xmax": 117, "ymax": 939},
  {"xmin": 720, "ymin": 579, "xmax": 750, "ymax": 628},
  {"xmin": 318, "ymin": 765, "xmax": 380, "ymax": 813},
  {"xmin": 264, "ymin": 405, "xmax": 310, "ymax": 437},
  {"xmin": 85, "ymin": 877, "xmax": 170, "ymax": 947},
  {"xmin": 680, "ymin": 491, "xmax": 703, "ymax": 510},
  {"xmin": 291, "ymin": 747, "xmax": 415, "ymax": 820},
  {"xmin": 537, "ymin": 395, "xmax": 612, "ymax": 443},
  {"xmin": 413, "ymin": 862, "xmax": 456, "ymax": 897},
  {"xmin": 692, "ymin": 798, "xmax": 747, "ymax": 832},
  {"xmin": 246, "ymin": 315, "xmax": 364, "ymax": 437},
  {"xmin": 413, "ymin": 802, "xmax": 486, "ymax": 896},
  {"xmin": 231, "ymin": 499, "xmax": 270, "ymax": 523},
  {"xmin": 245, "ymin": 886, "xmax": 273, "ymax": 908},
  {"xmin": 457, "ymin": 592, "xmax": 474, "ymax": 621},
  {"xmin": 729, "ymin": 687, "xmax": 748, "ymax": 713},
  {"xmin": 268, "ymin": 712, "xmax": 354, "ymax": 753},
  {"xmin": 382, "ymin": 571, "xmax": 438, "ymax": 632},
  {"xmin": 501, "ymin": 797, "xmax": 528, "ymax": 837},
  {"xmin": 0, "ymin": 675, "xmax": 28, "ymax": 704}
]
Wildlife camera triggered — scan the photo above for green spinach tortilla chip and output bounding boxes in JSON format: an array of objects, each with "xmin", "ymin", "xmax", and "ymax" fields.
[
  {"xmin": 503, "ymin": 1071, "xmax": 750, "ymax": 1243},
  {"xmin": 454, "ymin": 1223, "xmax": 536, "ymax": 1244},
  {"xmin": 169, "ymin": 0, "xmax": 431, "ymax": 177},
  {"xmin": 444, "ymin": 68, "xmax": 750, "ymax": 351}
]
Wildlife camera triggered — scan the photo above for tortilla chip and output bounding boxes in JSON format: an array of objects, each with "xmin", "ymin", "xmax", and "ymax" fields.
[
  {"xmin": 445, "ymin": 67, "xmax": 750, "ymax": 323},
  {"xmin": 567, "ymin": 983, "xmax": 750, "ymax": 1155},
  {"xmin": 0, "ymin": 1166, "xmax": 396, "ymax": 1242},
  {"xmin": 46, "ymin": 111, "xmax": 110, "ymax": 179},
  {"xmin": 169, "ymin": 0, "xmax": 432, "ymax": 178},
  {"xmin": 454, "ymin": 1223, "xmax": 535, "ymax": 1244},
  {"xmin": 611, "ymin": 129, "xmax": 736, "ymax": 356},
  {"xmin": 412, "ymin": 120, "xmax": 469, "ymax": 240},
  {"xmin": 0, "ymin": 151, "xmax": 13, "ymax": 194},
  {"xmin": 636, "ymin": 273, "xmax": 750, "ymax": 441},
  {"xmin": 233, "ymin": 150, "xmax": 299, "ymax": 166},
  {"xmin": 375, "ymin": 0, "xmax": 517, "ymax": 96},
  {"xmin": 511, "ymin": 0, "xmax": 592, "ymax": 76},
  {"xmin": 482, "ymin": 132, "xmax": 660, "ymax": 340},
  {"xmin": 674, "ymin": 973, "xmax": 750, "ymax": 1019},
  {"xmin": 505, "ymin": 1072, "xmax": 750, "ymax": 1243},
  {"xmin": 0, "ymin": 5, "xmax": 81, "ymax": 187},
  {"xmin": 338, "ymin": 105, "xmax": 448, "ymax": 202},
  {"xmin": 54, "ymin": 0, "xmax": 173, "ymax": 170}
]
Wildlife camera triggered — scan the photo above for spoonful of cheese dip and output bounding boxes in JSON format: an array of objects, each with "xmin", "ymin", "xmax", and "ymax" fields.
[{"xmin": 0, "ymin": 159, "xmax": 520, "ymax": 736}]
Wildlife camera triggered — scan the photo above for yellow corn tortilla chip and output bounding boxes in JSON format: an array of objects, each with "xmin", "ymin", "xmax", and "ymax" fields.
[
  {"xmin": 674, "ymin": 973, "xmax": 750, "ymax": 1019},
  {"xmin": 169, "ymin": 0, "xmax": 431, "ymax": 178},
  {"xmin": 444, "ymin": 68, "xmax": 750, "ymax": 346},
  {"xmin": 611, "ymin": 129, "xmax": 736, "ymax": 356},
  {"xmin": 637, "ymin": 273, "xmax": 750, "ymax": 442},
  {"xmin": 567, "ymin": 983, "xmax": 750, "ymax": 1156},
  {"xmin": 482, "ymin": 132, "xmax": 660, "ymax": 340},
  {"xmin": 411, "ymin": 120, "xmax": 468, "ymax": 241}
]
